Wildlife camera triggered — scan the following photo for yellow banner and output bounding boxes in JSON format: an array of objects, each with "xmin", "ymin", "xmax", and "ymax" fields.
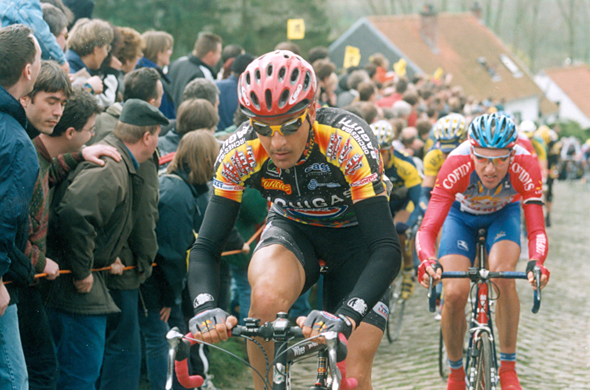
[
  {"xmin": 433, "ymin": 67, "xmax": 444, "ymax": 81},
  {"xmin": 393, "ymin": 58, "xmax": 407, "ymax": 77},
  {"xmin": 343, "ymin": 46, "xmax": 361, "ymax": 69},
  {"xmin": 287, "ymin": 19, "xmax": 305, "ymax": 40}
]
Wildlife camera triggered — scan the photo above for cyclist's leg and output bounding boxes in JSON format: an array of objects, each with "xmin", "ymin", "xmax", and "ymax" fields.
[
  {"xmin": 346, "ymin": 322, "xmax": 383, "ymax": 390},
  {"xmin": 439, "ymin": 255, "xmax": 471, "ymax": 360},
  {"xmin": 247, "ymin": 217, "xmax": 319, "ymax": 390},
  {"xmin": 486, "ymin": 203, "xmax": 521, "ymax": 354},
  {"xmin": 319, "ymin": 225, "xmax": 390, "ymax": 390},
  {"xmin": 247, "ymin": 245, "xmax": 305, "ymax": 389},
  {"xmin": 486, "ymin": 203, "xmax": 522, "ymax": 389},
  {"xmin": 436, "ymin": 205, "xmax": 477, "ymax": 389}
]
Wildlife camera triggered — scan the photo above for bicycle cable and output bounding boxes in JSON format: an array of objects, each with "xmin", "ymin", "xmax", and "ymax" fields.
[
  {"xmin": 242, "ymin": 335, "xmax": 272, "ymax": 390},
  {"xmin": 268, "ymin": 334, "xmax": 325, "ymax": 373},
  {"xmin": 182, "ymin": 335, "xmax": 269, "ymax": 389}
]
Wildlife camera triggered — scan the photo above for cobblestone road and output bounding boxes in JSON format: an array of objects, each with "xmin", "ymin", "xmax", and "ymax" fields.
[{"xmin": 227, "ymin": 181, "xmax": 590, "ymax": 389}]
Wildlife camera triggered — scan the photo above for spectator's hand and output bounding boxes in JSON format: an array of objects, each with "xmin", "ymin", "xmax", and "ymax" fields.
[
  {"xmin": 160, "ymin": 307, "xmax": 171, "ymax": 323},
  {"xmin": 74, "ymin": 273, "xmax": 94, "ymax": 293},
  {"xmin": 189, "ymin": 308, "xmax": 236, "ymax": 344},
  {"xmin": 241, "ymin": 242, "xmax": 250, "ymax": 254},
  {"xmin": 86, "ymin": 76, "xmax": 104, "ymax": 95},
  {"xmin": 43, "ymin": 258, "xmax": 60, "ymax": 280},
  {"xmin": 109, "ymin": 257, "xmax": 124, "ymax": 275},
  {"xmin": 110, "ymin": 56, "xmax": 122, "ymax": 71},
  {"xmin": 0, "ymin": 281, "xmax": 10, "ymax": 316},
  {"xmin": 60, "ymin": 61, "xmax": 70, "ymax": 75},
  {"xmin": 82, "ymin": 144, "xmax": 122, "ymax": 166}
]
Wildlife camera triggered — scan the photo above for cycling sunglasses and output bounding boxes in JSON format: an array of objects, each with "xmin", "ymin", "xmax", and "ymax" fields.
[
  {"xmin": 250, "ymin": 109, "xmax": 308, "ymax": 137},
  {"xmin": 471, "ymin": 147, "xmax": 512, "ymax": 166}
]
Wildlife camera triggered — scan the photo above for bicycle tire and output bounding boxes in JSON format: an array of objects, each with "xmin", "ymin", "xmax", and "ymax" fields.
[
  {"xmin": 386, "ymin": 277, "xmax": 405, "ymax": 343},
  {"xmin": 473, "ymin": 332, "xmax": 493, "ymax": 390}
]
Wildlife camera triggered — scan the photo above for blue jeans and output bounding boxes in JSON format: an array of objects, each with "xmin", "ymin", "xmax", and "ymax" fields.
[
  {"xmin": 0, "ymin": 304, "xmax": 28, "ymax": 390},
  {"xmin": 99, "ymin": 289, "xmax": 141, "ymax": 390},
  {"xmin": 47, "ymin": 308, "xmax": 106, "ymax": 390},
  {"xmin": 138, "ymin": 304, "xmax": 169, "ymax": 390},
  {"xmin": 18, "ymin": 286, "xmax": 57, "ymax": 390}
]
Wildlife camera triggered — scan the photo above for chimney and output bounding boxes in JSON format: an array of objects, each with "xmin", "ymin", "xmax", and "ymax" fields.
[
  {"xmin": 420, "ymin": 4, "xmax": 439, "ymax": 54},
  {"xmin": 471, "ymin": 1, "xmax": 482, "ymax": 21}
]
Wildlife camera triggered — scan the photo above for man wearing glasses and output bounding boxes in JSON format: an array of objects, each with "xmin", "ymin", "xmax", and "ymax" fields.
[
  {"xmin": 188, "ymin": 50, "xmax": 401, "ymax": 390},
  {"xmin": 416, "ymin": 113, "xmax": 550, "ymax": 390}
]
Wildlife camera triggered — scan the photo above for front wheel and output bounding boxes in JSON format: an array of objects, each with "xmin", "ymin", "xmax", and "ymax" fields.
[
  {"xmin": 472, "ymin": 332, "xmax": 493, "ymax": 390},
  {"xmin": 386, "ymin": 278, "xmax": 405, "ymax": 343}
]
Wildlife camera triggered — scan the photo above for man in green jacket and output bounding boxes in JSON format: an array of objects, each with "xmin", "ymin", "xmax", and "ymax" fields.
[{"xmin": 46, "ymin": 99, "xmax": 168, "ymax": 390}]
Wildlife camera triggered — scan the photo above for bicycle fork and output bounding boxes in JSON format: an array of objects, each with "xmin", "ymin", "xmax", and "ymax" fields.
[{"xmin": 466, "ymin": 282, "xmax": 498, "ymax": 390}]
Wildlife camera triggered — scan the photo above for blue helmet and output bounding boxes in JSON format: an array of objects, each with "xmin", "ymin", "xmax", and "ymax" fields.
[{"xmin": 468, "ymin": 113, "xmax": 518, "ymax": 149}]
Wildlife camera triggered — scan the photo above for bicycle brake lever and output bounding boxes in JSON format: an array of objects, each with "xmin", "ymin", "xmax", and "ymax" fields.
[
  {"xmin": 165, "ymin": 328, "xmax": 184, "ymax": 390},
  {"xmin": 532, "ymin": 266, "xmax": 542, "ymax": 314},
  {"xmin": 324, "ymin": 331, "xmax": 342, "ymax": 390}
]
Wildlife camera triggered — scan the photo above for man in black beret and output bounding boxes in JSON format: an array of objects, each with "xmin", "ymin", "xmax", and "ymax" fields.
[{"xmin": 45, "ymin": 98, "xmax": 167, "ymax": 390}]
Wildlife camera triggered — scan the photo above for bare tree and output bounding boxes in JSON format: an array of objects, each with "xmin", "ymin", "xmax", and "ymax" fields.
[
  {"xmin": 512, "ymin": 0, "xmax": 530, "ymax": 54},
  {"xmin": 493, "ymin": 0, "xmax": 505, "ymax": 32},
  {"xmin": 556, "ymin": 0, "xmax": 578, "ymax": 61},
  {"xmin": 528, "ymin": 0, "xmax": 542, "ymax": 71}
]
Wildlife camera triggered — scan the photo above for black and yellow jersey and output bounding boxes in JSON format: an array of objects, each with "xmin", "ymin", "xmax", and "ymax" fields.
[
  {"xmin": 530, "ymin": 135, "xmax": 547, "ymax": 161},
  {"xmin": 383, "ymin": 149, "xmax": 421, "ymax": 190},
  {"xmin": 423, "ymin": 147, "xmax": 447, "ymax": 177},
  {"xmin": 213, "ymin": 107, "xmax": 385, "ymax": 227}
]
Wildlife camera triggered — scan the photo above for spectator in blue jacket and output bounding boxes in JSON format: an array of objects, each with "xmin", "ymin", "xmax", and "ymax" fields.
[
  {"xmin": 0, "ymin": 0, "xmax": 69, "ymax": 73},
  {"xmin": 0, "ymin": 24, "xmax": 42, "ymax": 390},
  {"xmin": 215, "ymin": 53, "xmax": 254, "ymax": 132}
]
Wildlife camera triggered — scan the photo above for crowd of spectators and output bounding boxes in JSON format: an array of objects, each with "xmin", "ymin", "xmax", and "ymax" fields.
[{"xmin": 0, "ymin": 1, "xmax": 562, "ymax": 390}]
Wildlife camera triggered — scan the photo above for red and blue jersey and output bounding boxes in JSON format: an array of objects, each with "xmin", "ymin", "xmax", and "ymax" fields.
[{"xmin": 416, "ymin": 141, "xmax": 548, "ymax": 263}]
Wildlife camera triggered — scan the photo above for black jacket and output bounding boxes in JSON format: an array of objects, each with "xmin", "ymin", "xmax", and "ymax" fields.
[{"xmin": 168, "ymin": 54, "xmax": 216, "ymax": 107}]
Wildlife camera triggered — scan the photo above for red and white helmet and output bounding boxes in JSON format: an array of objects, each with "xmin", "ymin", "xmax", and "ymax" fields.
[{"xmin": 238, "ymin": 50, "xmax": 317, "ymax": 119}]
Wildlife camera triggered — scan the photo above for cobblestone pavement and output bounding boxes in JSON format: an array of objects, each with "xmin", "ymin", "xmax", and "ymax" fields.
[{"xmin": 226, "ymin": 181, "xmax": 590, "ymax": 389}]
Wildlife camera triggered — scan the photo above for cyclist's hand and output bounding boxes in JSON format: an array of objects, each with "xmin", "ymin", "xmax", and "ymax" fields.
[
  {"xmin": 418, "ymin": 257, "xmax": 443, "ymax": 288},
  {"xmin": 526, "ymin": 260, "xmax": 550, "ymax": 290},
  {"xmin": 189, "ymin": 308, "xmax": 237, "ymax": 344},
  {"xmin": 296, "ymin": 310, "xmax": 354, "ymax": 340}
]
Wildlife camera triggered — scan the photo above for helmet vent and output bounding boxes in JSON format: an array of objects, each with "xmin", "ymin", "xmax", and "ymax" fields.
[
  {"xmin": 290, "ymin": 68, "xmax": 300, "ymax": 84},
  {"xmin": 245, "ymin": 72, "xmax": 251, "ymax": 86},
  {"xmin": 266, "ymin": 64, "xmax": 273, "ymax": 77},
  {"xmin": 254, "ymin": 69, "xmax": 262, "ymax": 84},
  {"xmin": 303, "ymin": 71, "xmax": 311, "ymax": 91},
  {"xmin": 278, "ymin": 66, "xmax": 286, "ymax": 82},
  {"xmin": 265, "ymin": 89, "xmax": 273, "ymax": 111},
  {"xmin": 250, "ymin": 92, "xmax": 260, "ymax": 110},
  {"xmin": 279, "ymin": 89, "xmax": 289, "ymax": 108}
]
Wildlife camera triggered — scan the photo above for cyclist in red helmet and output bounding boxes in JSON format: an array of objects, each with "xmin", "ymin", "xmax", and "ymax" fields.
[{"xmin": 187, "ymin": 50, "xmax": 401, "ymax": 390}]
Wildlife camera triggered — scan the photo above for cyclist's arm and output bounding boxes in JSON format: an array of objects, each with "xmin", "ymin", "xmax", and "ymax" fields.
[
  {"xmin": 522, "ymin": 202, "xmax": 548, "ymax": 263},
  {"xmin": 512, "ymin": 152, "xmax": 549, "ymax": 263},
  {"xmin": 187, "ymin": 195, "xmax": 241, "ymax": 314},
  {"xmin": 419, "ymin": 174, "xmax": 436, "ymax": 212},
  {"xmin": 334, "ymin": 193, "xmax": 401, "ymax": 327}
]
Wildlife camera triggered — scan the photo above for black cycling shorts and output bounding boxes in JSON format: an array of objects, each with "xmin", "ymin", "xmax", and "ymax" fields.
[{"xmin": 255, "ymin": 211, "xmax": 389, "ymax": 332}]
